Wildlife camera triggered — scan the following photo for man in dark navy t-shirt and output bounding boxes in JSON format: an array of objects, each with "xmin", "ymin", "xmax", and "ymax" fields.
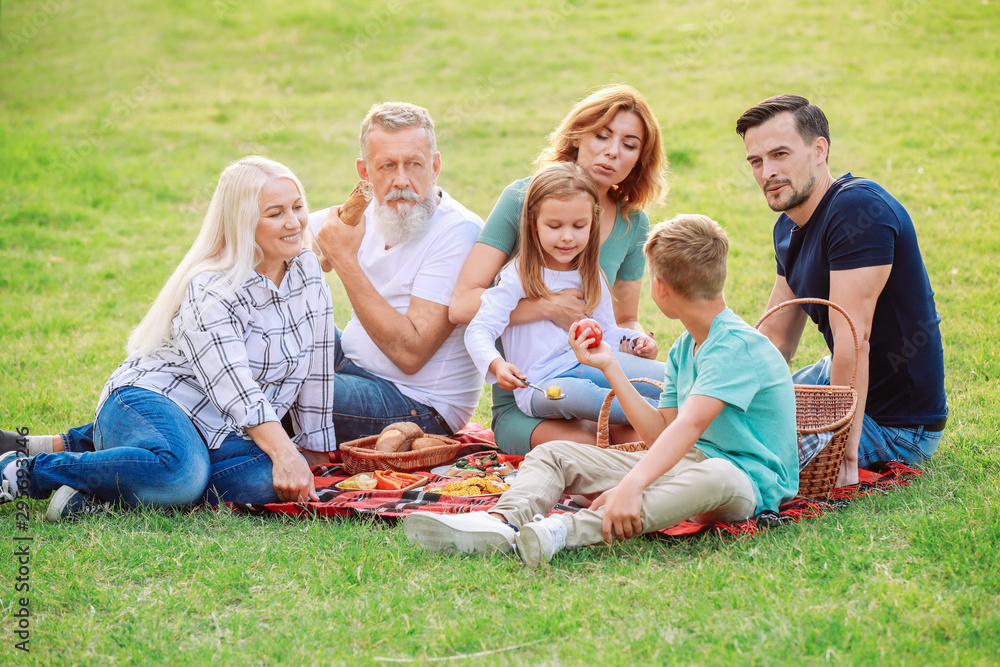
[{"xmin": 736, "ymin": 94, "xmax": 947, "ymax": 487}]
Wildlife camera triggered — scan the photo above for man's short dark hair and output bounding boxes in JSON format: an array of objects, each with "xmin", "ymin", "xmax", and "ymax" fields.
[{"xmin": 735, "ymin": 95, "xmax": 831, "ymax": 151}]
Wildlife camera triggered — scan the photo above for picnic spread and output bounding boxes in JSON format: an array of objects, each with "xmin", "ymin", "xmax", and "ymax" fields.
[{"xmin": 230, "ymin": 423, "xmax": 923, "ymax": 541}]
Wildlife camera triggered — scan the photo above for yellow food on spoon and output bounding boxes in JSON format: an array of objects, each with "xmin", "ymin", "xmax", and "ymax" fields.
[{"xmin": 546, "ymin": 385, "xmax": 563, "ymax": 399}]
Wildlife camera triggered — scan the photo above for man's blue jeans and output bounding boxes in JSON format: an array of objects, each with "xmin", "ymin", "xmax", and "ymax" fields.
[
  {"xmin": 332, "ymin": 328, "xmax": 451, "ymax": 441},
  {"xmin": 793, "ymin": 356, "xmax": 944, "ymax": 468},
  {"xmin": 38, "ymin": 387, "xmax": 287, "ymax": 506}
]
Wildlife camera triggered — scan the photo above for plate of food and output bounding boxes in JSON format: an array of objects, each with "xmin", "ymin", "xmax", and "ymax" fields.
[
  {"xmin": 422, "ymin": 474, "xmax": 511, "ymax": 497},
  {"xmin": 335, "ymin": 470, "xmax": 428, "ymax": 492},
  {"xmin": 431, "ymin": 452, "xmax": 519, "ymax": 479}
]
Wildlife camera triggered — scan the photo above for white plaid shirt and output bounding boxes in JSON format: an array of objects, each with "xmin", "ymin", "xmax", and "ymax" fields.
[{"xmin": 98, "ymin": 250, "xmax": 337, "ymax": 451}]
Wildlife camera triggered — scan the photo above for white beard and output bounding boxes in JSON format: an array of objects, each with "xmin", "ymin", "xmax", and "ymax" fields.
[{"xmin": 370, "ymin": 188, "xmax": 439, "ymax": 247}]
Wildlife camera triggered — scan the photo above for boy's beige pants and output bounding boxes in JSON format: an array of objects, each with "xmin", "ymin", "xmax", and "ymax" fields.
[{"xmin": 492, "ymin": 440, "xmax": 757, "ymax": 549}]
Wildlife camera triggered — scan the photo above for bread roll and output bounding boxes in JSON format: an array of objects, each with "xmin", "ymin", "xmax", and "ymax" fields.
[
  {"xmin": 411, "ymin": 436, "xmax": 443, "ymax": 451},
  {"xmin": 383, "ymin": 422, "xmax": 423, "ymax": 441},
  {"xmin": 374, "ymin": 428, "xmax": 407, "ymax": 452},
  {"xmin": 374, "ymin": 422, "xmax": 424, "ymax": 453}
]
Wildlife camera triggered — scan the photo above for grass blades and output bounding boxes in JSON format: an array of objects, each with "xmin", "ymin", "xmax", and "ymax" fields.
[{"xmin": 2, "ymin": 0, "xmax": 998, "ymax": 664}]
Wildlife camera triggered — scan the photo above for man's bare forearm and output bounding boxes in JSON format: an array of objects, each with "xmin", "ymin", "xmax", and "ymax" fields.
[{"xmin": 335, "ymin": 258, "xmax": 431, "ymax": 374}]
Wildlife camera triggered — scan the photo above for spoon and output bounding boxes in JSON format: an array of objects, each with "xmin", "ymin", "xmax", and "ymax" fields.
[{"xmin": 519, "ymin": 378, "xmax": 565, "ymax": 400}]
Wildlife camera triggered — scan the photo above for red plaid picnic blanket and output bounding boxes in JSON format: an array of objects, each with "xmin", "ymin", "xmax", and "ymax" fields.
[
  {"xmin": 231, "ymin": 422, "xmax": 922, "ymax": 539},
  {"xmin": 657, "ymin": 461, "xmax": 922, "ymax": 539}
]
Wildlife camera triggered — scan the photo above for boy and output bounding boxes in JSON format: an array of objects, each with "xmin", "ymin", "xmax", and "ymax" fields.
[{"xmin": 403, "ymin": 214, "xmax": 799, "ymax": 567}]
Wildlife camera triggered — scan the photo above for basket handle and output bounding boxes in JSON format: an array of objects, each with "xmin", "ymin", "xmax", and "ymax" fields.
[
  {"xmin": 754, "ymin": 298, "xmax": 859, "ymax": 389},
  {"xmin": 595, "ymin": 377, "xmax": 664, "ymax": 449}
]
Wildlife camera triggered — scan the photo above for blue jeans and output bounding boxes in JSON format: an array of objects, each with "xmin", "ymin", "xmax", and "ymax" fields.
[
  {"xmin": 793, "ymin": 356, "xmax": 944, "ymax": 468},
  {"xmin": 333, "ymin": 328, "xmax": 450, "ymax": 441},
  {"xmin": 530, "ymin": 352, "xmax": 665, "ymax": 424},
  {"xmin": 41, "ymin": 387, "xmax": 287, "ymax": 506},
  {"xmin": 31, "ymin": 387, "xmax": 209, "ymax": 506}
]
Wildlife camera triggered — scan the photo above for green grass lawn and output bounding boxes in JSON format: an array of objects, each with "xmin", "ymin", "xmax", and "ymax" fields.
[{"xmin": 2, "ymin": 0, "xmax": 999, "ymax": 664}]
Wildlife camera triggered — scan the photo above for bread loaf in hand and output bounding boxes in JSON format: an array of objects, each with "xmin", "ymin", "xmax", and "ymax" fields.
[
  {"xmin": 339, "ymin": 180, "xmax": 374, "ymax": 226},
  {"xmin": 314, "ymin": 180, "xmax": 375, "ymax": 271}
]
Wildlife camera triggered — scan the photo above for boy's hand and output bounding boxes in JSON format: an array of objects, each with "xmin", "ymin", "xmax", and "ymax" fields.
[
  {"xmin": 590, "ymin": 482, "xmax": 644, "ymax": 543},
  {"xmin": 490, "ymin": 359, "xmax": 528, "ymax": 391},
  {"xmin": 569, "ymin": 322, "xmax": 615, "ymax": 370}
]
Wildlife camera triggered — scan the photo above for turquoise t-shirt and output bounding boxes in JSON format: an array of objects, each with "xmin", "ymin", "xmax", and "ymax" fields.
[
  {"xmin": 659, "ymin": 308, "xmax": 798, "ymax": 512},
  {"xmin": 479, "ymin": 177, "xmax": 651, "ymax": 454}
]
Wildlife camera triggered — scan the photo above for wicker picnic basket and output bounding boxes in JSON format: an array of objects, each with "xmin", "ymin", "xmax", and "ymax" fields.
[
  {"xmin": 755, "ymin": 298, "xmax": 859, "ymax": 499},
  {"xmin": 339, "ymin": 433, "xmax": 463, "ymax": 475},
  {"xmin": 595, "ymin": 378, "xmax": 664, "ymax": 453}
]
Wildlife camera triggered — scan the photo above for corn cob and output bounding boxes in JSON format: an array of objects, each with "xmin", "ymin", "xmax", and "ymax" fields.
[{"xmin": 429, "ymin": 474, "xmax": 510, "ymax": 496}]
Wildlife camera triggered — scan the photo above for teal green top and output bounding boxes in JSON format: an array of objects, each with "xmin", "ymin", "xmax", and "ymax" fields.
[
  {"xmin": 482, "ymin": 177, "xmax": 651, "ymax": 455},
  {"xmin": 659, "ymin": 308, "xmax": 799, "ymax": 512}
]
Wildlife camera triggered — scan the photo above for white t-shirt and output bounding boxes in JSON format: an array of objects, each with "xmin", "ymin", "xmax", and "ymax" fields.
[
  {"xmin": 464, "ymin": 260, "xmax": 641, "ymax": 415},
  {"xmin": 309, "ymin": 189, "xmax": 484, "ymax": 431}
]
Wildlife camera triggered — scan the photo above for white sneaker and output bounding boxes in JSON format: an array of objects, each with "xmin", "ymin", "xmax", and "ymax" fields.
[
  {"xmin": 0, "ymin": 451, "xmax": 24, "ymax": 504},
  {"xmin": 403, "ymin": 511, "xmax": 517, "ymax": 555},
  {"xmin": 45, "ymin": 485, "xmax": 111, "ymax": 523},
  {"xmin": 515, "ymin": 514, "xmax": 567, "ymax": 568}
]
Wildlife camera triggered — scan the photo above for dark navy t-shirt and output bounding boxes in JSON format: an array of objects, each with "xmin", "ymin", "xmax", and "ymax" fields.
[{"xmin": 774, "ymin": 174, "xmax": 947, "ymax": 426}]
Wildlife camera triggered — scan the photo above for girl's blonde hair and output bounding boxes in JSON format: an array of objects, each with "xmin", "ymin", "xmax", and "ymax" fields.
[
  {"xmin": 537, "ymin": 84, "xmax": 667, "ymax": 218},
  {"xmin": 126, "ymin": 156, "xmax": 307, "ymax": 356},
  {"xmin": 519, "ymin": 162, "xmax": 603, "ymax": 314}
]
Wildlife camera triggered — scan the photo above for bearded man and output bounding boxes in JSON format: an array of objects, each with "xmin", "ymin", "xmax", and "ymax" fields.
[
  {"xmin": 310, "ymin": 102, "xmax": 484, "ymax": 453},
  {"xmin": 737, "ymin": 94, "xmax": 947, "ymax": 487}
]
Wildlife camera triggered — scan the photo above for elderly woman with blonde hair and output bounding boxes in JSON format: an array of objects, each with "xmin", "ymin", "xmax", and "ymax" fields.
[{"xmin": 1, "ymin": 156, "xmax": 337, "ymax": 520}]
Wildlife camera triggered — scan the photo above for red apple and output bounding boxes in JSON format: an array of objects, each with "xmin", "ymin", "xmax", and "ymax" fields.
[{"xmin": 574, "ymin": 318, "xmax": 603, "ymax": 349}]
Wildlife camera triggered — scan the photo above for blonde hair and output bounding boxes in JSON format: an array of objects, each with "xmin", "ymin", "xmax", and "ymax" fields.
[
  {"xmin": 359, "ymin": 102, "xmax": 436, "ymax": 163},
  {"xmin": 644, "ymin": 214, "xmax": 728, "ymax": 301},
  {"xmin": 518, "ymin": 162, "xmax": 603, "ymax": 314},
  {"xmin": 126, "ymin": 156, "xmax": 307, "ymax": 356},
  {"xmin": 537, "ymin": 84, "xmax": 667, "ymax": 218}
]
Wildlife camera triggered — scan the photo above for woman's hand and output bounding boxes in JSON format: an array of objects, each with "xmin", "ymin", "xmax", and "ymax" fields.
[
  {"xmin": 269, "ymin": 448, "xmax": 320, "ymax": 503},
  {"xmin": 589, "ymin": 482, "xmax": 644, "ymax": 543},
  {"xmin": 543, "ymin": 289, "xmax": 587, "ymax": 330},
  {"xmin": 490, "ymin": 359, "xmax": 529, "ymax": 391},
  {"xmin": 245, "ymin": 421, "xmax": 319, "ymax": 503}
]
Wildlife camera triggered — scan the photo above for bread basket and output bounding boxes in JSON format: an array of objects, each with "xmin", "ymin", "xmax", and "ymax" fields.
[{"xmin": 338, "ymin": 433, "xmax": 462, "ymax": 474}]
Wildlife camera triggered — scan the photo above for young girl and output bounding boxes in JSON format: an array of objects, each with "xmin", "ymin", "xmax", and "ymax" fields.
[{"xmin": 464, "ymin": 162, "xmax": 664, "ymax": 425}]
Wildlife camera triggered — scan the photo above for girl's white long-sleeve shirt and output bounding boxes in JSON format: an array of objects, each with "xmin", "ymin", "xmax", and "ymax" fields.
[{"xmin": 464, "ymin": 261, "xmax": 643, "ymax": 415}]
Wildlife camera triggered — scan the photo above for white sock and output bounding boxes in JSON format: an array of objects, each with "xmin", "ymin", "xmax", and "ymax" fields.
[{"xmin": 27, "ymin": 435, "xmax": 56, "ymax": 455}]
